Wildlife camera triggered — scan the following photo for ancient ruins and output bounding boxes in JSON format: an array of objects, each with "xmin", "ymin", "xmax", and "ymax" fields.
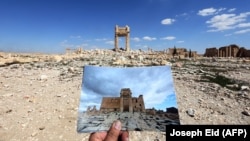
[
  {"xmin": 65, "ymin": 47, "xmax": 83, "ymax": 54},
  {"xmin": 114, "ymin": 25, "xmax": 130, "ymax": 52},
  {"xmin": 77, "ymin": 88, "xmax": 180, "ymax": 133},
  {"xmin": 1, "ymin": 45, "xmax": 249, "ymax": 139},
  {"xmin": 167, "ymin": 47, "xmax": 198, "ymax": 58},
  {"xmin": 204, "ymin": 44, "xmax": 250, "ymax": 57},
  {"xmin": 100, "ymin": 88, "xmax": 145, "ymax": 113}
]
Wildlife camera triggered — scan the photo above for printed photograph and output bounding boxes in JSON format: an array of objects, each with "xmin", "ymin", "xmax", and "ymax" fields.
[{"xmin": 77, "ymin": 65, "xmax": 180, "ymax": 133}]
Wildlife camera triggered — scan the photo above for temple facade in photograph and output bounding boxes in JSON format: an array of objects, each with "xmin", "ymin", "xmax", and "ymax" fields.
[{"xmin": 100, "ymin": 88, "xmax": 145, "ymax": 113}]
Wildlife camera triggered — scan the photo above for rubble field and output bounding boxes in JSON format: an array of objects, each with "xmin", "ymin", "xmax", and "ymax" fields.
[{"xmin": 0, "ymin": 51, "xmax": 249, "ymax": 141}]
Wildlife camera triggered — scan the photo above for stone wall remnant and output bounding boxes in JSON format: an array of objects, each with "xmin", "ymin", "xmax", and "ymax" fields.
[
  {"xmin": 204, "ymin": 47, "xmax": 218, "ymax": 57},
  {"xmin": 167, "ymin": 47, "xmax": 197, "ymax": 58}
]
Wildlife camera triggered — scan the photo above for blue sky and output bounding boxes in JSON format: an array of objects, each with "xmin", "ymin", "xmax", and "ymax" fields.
[
  {"xmin": 0, "ymin": 0, "xmax": 249, "ymax": 54},
  {"xmin": 79, "ymin": 65, "xmax": 177, "ymax": 112}
]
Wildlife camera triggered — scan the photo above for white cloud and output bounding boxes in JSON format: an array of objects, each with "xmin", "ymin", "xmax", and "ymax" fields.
[
  {"xmin": 105, "ymin": 41, "xmax": 114, "ymax": 45},
  {"xmin": 143, "ymin": 36, "xmax": 156, "ymax": 41},
  {"xmin": 206, "ymin": 12, "xmax": 250, "ymax": 32},
  {"xmin": 70, "ymin": 35, "xmax": 81, "ymax": 39},
  {"xmin": 197, "ymin": 7, "xmax": 227, "ymax": 16},
  {"xmin": 60, "ymin": 40, "xmax": 68, "ymax": 44},
  {"xmin": 198, "ymin": 7, "xmax": 217, "ymax": 16},
  {"xmin": 160, "ymin": 36, "xmax": 176, "ymax": 40},
  {"xmin": 177, "ymin": 40, "xmax": 184, "ymax": 43},
  {"xmin": 176, "ymin": 13, "xmax": 188, "ymax": 17},
  {"xmin": 60, "ymin": 40, "xmax": 88, "ymax": 49},
  {"xmin": 217, "ymin": 8, "xmax": 226, "ymax": 12},
  {"xmin": 131, "ymin": 37, "xmax": 141, "ymax": 42},
  {"xmin": 181, "ymin": 13, "xmax": 188, "ymax": 16},
  {"xmin": 76, "ymin": 44, "xmax": 88, "ymax": 48},
  {"xmin": 60, "ymin": 40, "xmax": 74, "ymax": 48},
  {"xmin": 237, "ymin": 23, "xmax": 250, "ymax": 28},
  {"xmin": 228, "ymin": 8, "xmax": 236, "ymax": 12},
  {"xmin": 234, "ymin": 28, "xmax": 250, "ymax": 34},
  {"xmin": 95, "ymin": 38, "xmax": 107, "ymax": 41},
  {"xmin": 161, "ymin": 18, "xmax": 175, "ymax": 25}
]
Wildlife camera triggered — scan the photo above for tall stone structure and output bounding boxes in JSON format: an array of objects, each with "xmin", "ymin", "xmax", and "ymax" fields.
[
  {"xmin": 203, "ymin": 44, "xmax": 248, "ymax": 57},
  {"xmin": 114, "ymin": 25, "xmax": 130, "ymax": 52},
  {"xmin": 218, "ymin": 44, "xmax": 239, "ymax": 57},
  {"xmin": 100, "ymin": 88, "xmax": 145, "ymax": 113},
  {"xmin": 237, "ymin": 47, "xmax": 250, "ymax": 57},
  {"xmin": 204, "ymin": 47, "xmax": 218, "ymax": 57}
]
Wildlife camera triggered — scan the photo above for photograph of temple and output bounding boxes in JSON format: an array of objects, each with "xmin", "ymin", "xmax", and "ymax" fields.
[
  {"xmin": 77, "ymin": 65, "xmax": 180, "ymax": 133},
  {"xmin": 100, "ymin": 88, "xmax": 145, "ymax": 113}
]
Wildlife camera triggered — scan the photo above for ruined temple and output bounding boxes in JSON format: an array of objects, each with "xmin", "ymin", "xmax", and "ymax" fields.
[
  {"xmin": 204, "ymin": 47, "xmax": 218, "ymax": 57},
  {"xmin": 167, "ymin": 47, "xmax": 197, "ymax": 58},
  {"xmin": 204, "ymin": 44, "xmax": 250, "ymax": 57},
  {"xmin": 236, "ymin": 47, "xmax": 250, "ymax": 57},
  {"xmin": 218, "ymin": 44, "xmax": 239, "ymax": 57},
  {"xmin": 100, "ymin": 88, "xmax": 145, "ymax": 113}
]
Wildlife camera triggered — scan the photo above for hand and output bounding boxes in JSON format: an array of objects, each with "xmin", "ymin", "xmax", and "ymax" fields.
[{"xmin": 89, "ymin": 120, "xmax": 129, "ymax": 141}]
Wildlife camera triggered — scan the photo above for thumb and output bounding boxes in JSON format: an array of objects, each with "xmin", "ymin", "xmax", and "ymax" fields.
[{"xmin": 105, "ymin": 120, "xmax": 122, "ymax": 141}]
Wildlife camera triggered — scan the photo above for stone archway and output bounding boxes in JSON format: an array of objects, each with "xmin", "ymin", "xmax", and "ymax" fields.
[{"xmin": 114, "ymin": 25, "xmax": 130, "ymax": 52}]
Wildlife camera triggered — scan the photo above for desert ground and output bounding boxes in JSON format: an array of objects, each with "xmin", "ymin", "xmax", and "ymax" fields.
[{"xmin": 0, "ymin": 50, "xmax": 249, "ymax": 141}]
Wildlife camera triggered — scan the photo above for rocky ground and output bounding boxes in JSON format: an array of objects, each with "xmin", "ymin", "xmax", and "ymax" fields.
[
  {"xmin": 0, "ymin": 51, "xmax": 249, "ymax": 141},
  {"xmin": 172, "ymin": 59, "xmax": 250, "ymax": 125},
  {"xmin": 77, "ymin": 112, "xmax": 179, "ymax": 133}
]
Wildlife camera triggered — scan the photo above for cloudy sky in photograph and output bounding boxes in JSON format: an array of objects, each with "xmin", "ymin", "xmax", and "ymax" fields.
[
  {"xmin": 78, "ymin": 65, "xmax": 177, "ymax": 112},
  {"xmin": 0, "ymin": 0, "xmax": 249, "ymax": 54}
]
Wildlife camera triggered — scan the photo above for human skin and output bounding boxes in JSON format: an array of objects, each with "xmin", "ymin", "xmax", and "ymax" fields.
[{"xmin": 88, "ymin": 120, "xmax": 129, "ymax": 141}]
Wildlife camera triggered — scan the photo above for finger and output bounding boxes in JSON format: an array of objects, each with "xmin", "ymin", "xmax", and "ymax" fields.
[
  {"xmin": 120, "ymin": 131, "xmax": 129, "ymax": 141},
  {"xmin": 104, "ymin": 120, "xmax": 122, "ymax": 141},
  {"xmin": 89, "ymin": 132, "xmax": 107, "ymax": 141}
]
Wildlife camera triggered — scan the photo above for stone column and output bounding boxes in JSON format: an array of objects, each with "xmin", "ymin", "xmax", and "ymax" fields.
[
  {"xmin": 126, "ymin": 32, "xmax": 130, "ymax": 52},
  {"xmin": 226, "ymin": 47, "xmax": 228, "ymax": 57},
  {"xmin": 129, "ymin": 97, "xmax": 133, "ymax": 113},
  {"xmin": 229, "ymin": 46, "xmax": 232, "ymax": 57},
  {"xmin": 114, "ymin": 25, "xmax": 119, "ymax": 51},
  {"xmin": 125, "ymin": 26, "xmax": 130, "ymax": 52},
  {"xmin": 120, "ymin": 97, "xmax": 123, "ymax": 112},
  {"xmin": 115, "ymin": 35, "xmax": 118, "ymax": 51}
]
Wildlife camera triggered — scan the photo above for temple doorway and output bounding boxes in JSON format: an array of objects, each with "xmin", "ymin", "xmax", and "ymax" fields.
[{"xmin": 123, "ymin": 98, "xmax": 129, "ymax": 112}]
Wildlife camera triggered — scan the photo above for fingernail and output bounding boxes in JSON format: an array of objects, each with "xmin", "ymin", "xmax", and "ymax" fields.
[
  {"xmin": 114, "ymin": 120, "xmax": 121, "ymax": 130},
  {"xmin": 125, "ymin": 137, "xmax": 129, "ymax": 141}
]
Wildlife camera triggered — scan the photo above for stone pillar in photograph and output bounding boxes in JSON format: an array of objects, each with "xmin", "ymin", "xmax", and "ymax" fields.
[
  {"xmin": 129, "ymin": 97, "xmax": 133, "ymax": 113},
  {"xmin": 120, "ymin": 97, "xmax": 123, "ymax": 112}
]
